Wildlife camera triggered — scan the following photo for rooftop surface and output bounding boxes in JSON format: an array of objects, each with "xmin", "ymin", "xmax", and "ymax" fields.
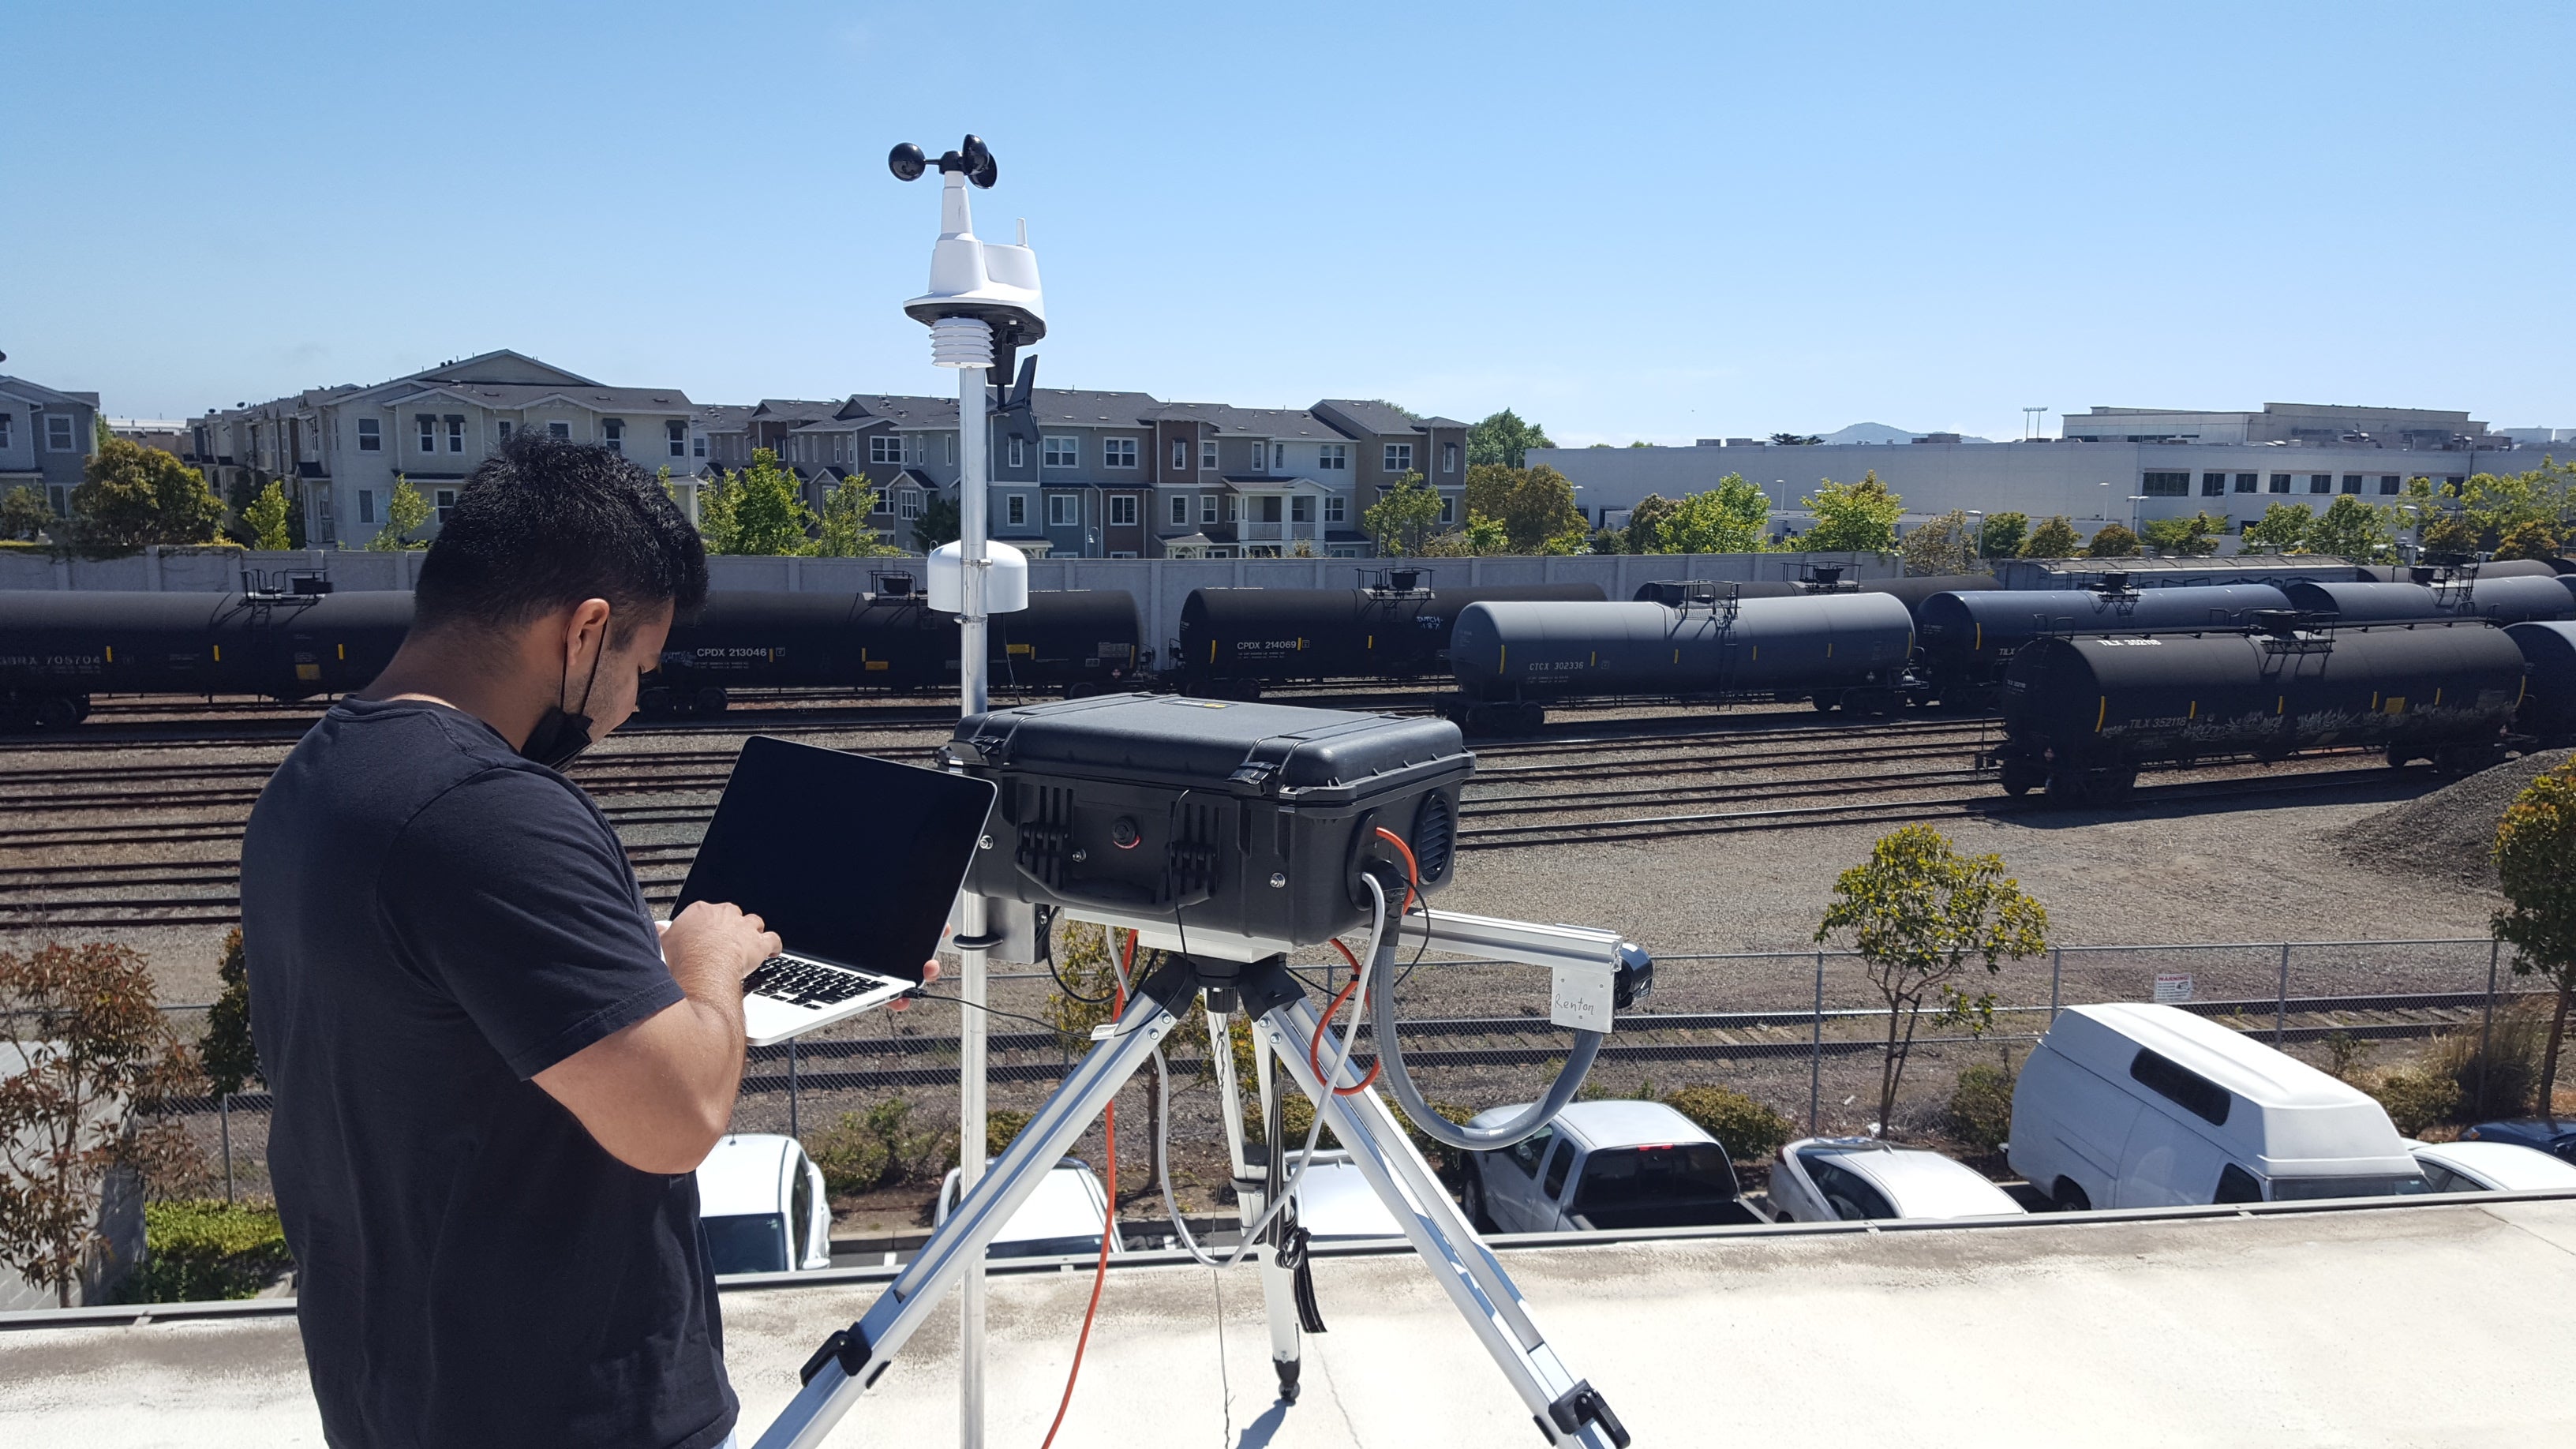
[{"xmin": 8, "ymin": 1196, "xmax": 2573, "ymax": 1446}]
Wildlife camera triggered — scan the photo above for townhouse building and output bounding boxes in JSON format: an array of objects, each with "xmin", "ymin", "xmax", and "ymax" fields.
[
  {"xmin": 0, "ymin": 376, "xmax": 102, "ymax": 517},
  {"xmin": 746, "ymin": 388, "xmax": 1468, "ymax": 560},
  {"xmin": 188, "ymin": 350, "xmax": 695, "ymax": 547}
]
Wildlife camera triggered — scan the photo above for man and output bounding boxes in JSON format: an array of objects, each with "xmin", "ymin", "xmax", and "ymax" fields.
[{"xmin": 243, "ymin": 436, "xmax": 771, "ymax": 1447}]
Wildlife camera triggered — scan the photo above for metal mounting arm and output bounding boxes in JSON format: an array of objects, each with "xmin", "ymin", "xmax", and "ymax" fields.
[{"xmin": 1394, "ymin": 907, "xmax": 1653, "ymax": 1033}]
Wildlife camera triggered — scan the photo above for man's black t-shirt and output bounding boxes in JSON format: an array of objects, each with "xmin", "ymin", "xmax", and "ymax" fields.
[{"xmin": 242, "ymin": 697, "xmax": 736, "ymax": 1449}]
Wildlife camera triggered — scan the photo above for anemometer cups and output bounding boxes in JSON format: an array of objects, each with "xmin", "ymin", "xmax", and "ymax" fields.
[{"xmin": 889, "ymin": 136, "xmax": 998, "ymax": 188}]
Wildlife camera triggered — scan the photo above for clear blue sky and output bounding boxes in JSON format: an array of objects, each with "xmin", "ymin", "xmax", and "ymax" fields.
[{"xmin": 9, "ymin": 2, "xmax": 2570, "ymax": 444}]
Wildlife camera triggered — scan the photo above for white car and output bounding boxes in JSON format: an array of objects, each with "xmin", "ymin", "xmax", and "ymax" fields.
[
  {"xmin": 935, "ymin": 1158, "xmax": 1124, "ymax": 1260},
  {"xmin": 1458, "ymin": 1100, "xmax": 1765, "ymax": 1234},
  {"xmin": 696, "ymin": 1133, "xmax": 833, "ymax": 1275},
  {"xmin": 1280, "ymin": 1150, "xmax": 1408, "ymax": 1241},
  {"xmin": 2407, "ymin": 1139, "xmax": 2576, "ymax": 1193},
  {"xmin": 1768, "ymin": 1137, "xmax": 2027, "ymax": 1223}
]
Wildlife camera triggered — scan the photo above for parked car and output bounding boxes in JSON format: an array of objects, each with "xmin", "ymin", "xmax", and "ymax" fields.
[
  {"xmin": 1282, "ymin": 1151, "xmax": 1408, "ymax": 1241},
  {"xmin": 2409, "ymin": 1139, "xmax": 2576, "ymax": 1193},
  {"xmin": 2458, "ymin": 1118, "xmax": 2576, "ymax": 1164},
  {"xmin": 2008, "ymin": 1003, "xmax": 2426, "ymax": 1210},
  {"xmin": 1768, "ymin": 1137, "xmax": 2027, "ymax": 1223},
  {"xmin": 696, "ymin": 1133, "xmax": 833, "ymax": 1275},
  {"xmin": 934, "ymin": 1158, "xmax": 1123, "ymax": 1260},
  {"xmin": 1457, "ymin": 1101, "xmax": 1765, "ymax": 1234}
]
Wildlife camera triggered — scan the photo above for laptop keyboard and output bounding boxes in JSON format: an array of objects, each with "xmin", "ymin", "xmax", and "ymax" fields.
[{"xmin": 745, "ymin": 956, "xmax": 882, "ymax": 1009}]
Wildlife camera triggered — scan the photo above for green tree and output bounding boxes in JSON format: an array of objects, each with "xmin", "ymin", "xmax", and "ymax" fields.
[
  {"xmin": 0, "ymin": 942, "xmax": 202, "ymax": 1305},
  {"xmin": 1802, "ymin": 470, "xmax": 1903, "ymax": 554},
  {"xmin": 1815, "ymin": 826, "xmax": 2049, "ymax": 1136},
  {"xmin": 2303, "ymin": 495, "xmax": 2395, "ymax": 560},
  {"xmin": 1425, "ymin": 513, "xmax": 1510, "ymax": 556},
  {"xmin": 2417, "ymin": 511, "xmax": 2482, "ymax": 563},
  {"xmin": 2082, "ymin": 522, "xmax": 2139, "ymax": 557},
  {"xmin": 910, "ymin": 495, "xmax": 960, "ymax": 552},
  {"xmin": 1651, "ymin": 474, "xmax": 1772, "ymax": 554},
  {"xmin": 2495, "ymin": 518, "xmax": 2561, "ymax": 562},
  {"xmin": 2018, "ymin": 515, "xmax": 2080, "ymax": 558},
  {"xmin": 1466, "ymin": 409, "xmax": 1555, "ymax": 469},
  {"xmin": 1363, "ymin": 472, "xmax": 1444, "ymax": 556},
  {"xmin": 1901, "ymin": 509, "xmax": 1980, "ymax": 576},
  {"xmin": 1769, "ymin": 432, "xmax": 1823, "ymax": 447},
  {"xmin": 695, "ymin": 470, "xmax": 740, "ymax": 555},
  {"xmin": 1622, "ymin": 493, "xmax": 1681, "ymax": 553},
  {"xmin": 200, "ymin": 929, "xmax": 259, "ymax": 1099},
  {"xmin": 1977, "ymin": 511, "xmax": 2028, "ymax": 560},
  {"xmin": 242, "ymin": 481, "xmax": 295, "ymax": 552},
  {"xmin": 2492, "ymin": 761, "xmax": 2576, "ymax": 1107},
  {"xmin": 0, "ymin": 486, "xmax": 54, "ymax": 543},
  {"xmin": 705, "ymin": 449, "xmax": 814, "ymax": 556},
  {"xmin": 1462, "ymin": 462, "xmax": 1586, "ymax": 553},
  {"xmin": 366, "ymin": 477, "xmax": 430, "ymax": 551},
  {"xmin": 2140, "ymin": 510, "xmax": 2226, "ymax": 558},
  {"xmin": 814, "ymin": 481, "xmax": 901, "ymax": 558},
  {"xmin": 2239, "ymin": 501, "xmax": 2314, "ymax": 553},
  {"xmin": 69, "ymin": 436, "xmax": 226, "ymax": 554}
]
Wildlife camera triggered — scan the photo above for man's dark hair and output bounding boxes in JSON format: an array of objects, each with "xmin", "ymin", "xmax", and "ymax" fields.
[{"xmin": 414, "ymin": 434, "xmax": 709, "ymax": 641}]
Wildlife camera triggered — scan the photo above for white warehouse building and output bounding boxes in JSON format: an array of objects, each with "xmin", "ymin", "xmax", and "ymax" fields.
[{"xmin": 1535, "ymin": 404, "xmax": 2570, "ymax": 548}]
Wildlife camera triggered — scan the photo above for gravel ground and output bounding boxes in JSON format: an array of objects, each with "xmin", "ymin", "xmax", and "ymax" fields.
[{"xmin": 2335, "ymin": 747, "xmax": 2574, "ymax": 892}]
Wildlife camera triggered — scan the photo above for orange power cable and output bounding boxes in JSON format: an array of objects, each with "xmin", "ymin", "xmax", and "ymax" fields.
[{"xmin": 1041, "ymin": 927, "xmax": 1135, "ymax": 1448}]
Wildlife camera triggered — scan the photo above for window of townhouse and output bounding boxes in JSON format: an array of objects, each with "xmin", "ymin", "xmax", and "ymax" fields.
[
  {"xmin": 417, "ymin": 416, "xmax": 437, "ymax": 453},
  {"xmin": 446, "ymin": 416, "xmax": 466, "ymax": 453},
  {"xmin": 898, "ymin": 490, "xmax": 923, "ymax": 520},
  {"xmin": 1383, "ymin": 443, "xmax": 1412, "ymax": 474},
  {"xmin": 435, "ymin": 489, "xmax": 459, "ymax": 522},
  {"xmin": 871, "ymin": 434, "xmax": 903, "ymax": 465},
  {"xmin": 1169, "ymin": 492, "xmax": 1189, "ymax": 526},
  {"xmin": 602, "ymin": 418, "xmax": 625, "ymax": 455},
  {"xmin": 1201, "ymin": 441, "xmax": 1219, "ymax": 473},
  {"xmin": 1439, "ymin": 495, "xmax": 1455, "ymax": 525},
  {"xmin": 1443, "ymin": 442, "xmax": 1458, "ymax": 473},
  {"xmin": 1007, "ymin": 494, "xmax": 1028, "ymax": 526},
  {"xmin": 1103, "ymin": 438, "xmax": 1137, "ymax": 469},
  {"xmin": 357, "ymin": 417, "xmax": 381, "ymax": 452},
  {"xmin": 1292, "ymin": 496, "xmax": 1313, "ymax": 524},
  {"xmin": 497, "ymin": 421, "xmax": 513, "ymax": 441},
  {"xmin": 1324, "ymin": 496, "xmax": 1346, "ymax": 523},
  {"xmin": 358, "ymin": 490, "xmax": 376, "ymax": 525},
  {"xmin": 44, "ymin": 414, "xmax": 77, "ymax": 451},
  {"xmin": 548, "ymin": 421, "xmax": 571, "ymax": 440},
  {"xmin": 1319, "ymin": 444, "xmax": 1346, "ymax": 471},
  {"xmin": 1048, "ymin": 493, "xmax": 1077, "ymax": 526},
  {"xmin": 667, "ymin": 420, "xmax": 687, "ymax": 458},
  {"xmin": 1109, "ymin": 495, "xmax": 1137, "ymax": 526},
  {"xmin": 1043, "ymin": 436, "xmax": 1077, "ymax": 468},
  {"xmin": 1009, "ymin": 436, "xmax": 1026, "ymax": 469},
  {"xmin": 1201, "ymin": 494, "xmax": 1218, "ymax": 525}
]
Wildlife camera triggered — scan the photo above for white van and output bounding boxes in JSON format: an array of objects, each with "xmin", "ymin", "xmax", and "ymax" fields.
[{"xmin": 2008, "ymin": 1003, "xmax": 2426, "ymax": 1211}]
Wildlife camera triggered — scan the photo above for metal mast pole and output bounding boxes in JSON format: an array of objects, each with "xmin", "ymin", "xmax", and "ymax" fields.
[{"xmin": 932, "ymin": 281, "xmax": 994, "ymax": 1447}]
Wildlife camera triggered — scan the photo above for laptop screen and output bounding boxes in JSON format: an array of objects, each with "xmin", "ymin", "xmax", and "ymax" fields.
[{"xmin": 675, "ymin": 736, "xmax": 997, "ymax": 981}]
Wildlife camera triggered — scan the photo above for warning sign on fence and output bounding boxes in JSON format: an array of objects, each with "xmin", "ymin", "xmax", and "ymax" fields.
[{"xmin": 2153, "ymin": 972, "xmax": 2195, "ymax": 1004}]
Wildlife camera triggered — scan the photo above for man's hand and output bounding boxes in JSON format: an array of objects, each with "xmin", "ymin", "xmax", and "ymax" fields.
[
  {"xmin": 534, "ymin": 900, "xmax": 776, "ymax": 1175},
  {"xmin": 661, "ymin": 900, "xmax": 779, "ymax": 998}
]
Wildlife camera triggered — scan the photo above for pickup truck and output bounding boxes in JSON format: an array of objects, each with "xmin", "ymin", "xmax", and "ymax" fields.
[{"xmin": 1457, "ymin": 1100, "xmax": 1765, "ymax": 1234}]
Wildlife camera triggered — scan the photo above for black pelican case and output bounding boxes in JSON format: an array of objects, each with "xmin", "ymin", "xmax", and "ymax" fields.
[{"xmin": 938, "ymin": 692, "xmax": 1474, "ymax": 948}]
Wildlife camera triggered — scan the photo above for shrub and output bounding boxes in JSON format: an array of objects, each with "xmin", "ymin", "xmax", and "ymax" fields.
[
  {"xmin": 809, "ymin": 1098, "xmax": 952, "ymax": 1196},
  {"xmin": 2422, "ymin": 1008, "xmax": 2546, "ymax": 1121},
  {"xmin": 1663, "ymin": 1086, "xmax": 1792, "ymax": 1163},
  {"xmin": 987, "ymin": 1108, "xmax": 1034, "ymax": 1159},
  {"xmin": 2372, "ymin": 1068, "xmax": 2462, "ymax": 1136},
  {"xmin": 1948, "ymin": 1061, "xmax": 2017, "ymax": 1152},
  {"xmin": 127, "ymin": 1200, "xmax": 293, "ymax": 1303}
]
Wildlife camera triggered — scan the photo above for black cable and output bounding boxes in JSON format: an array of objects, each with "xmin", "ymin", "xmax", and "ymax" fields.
[
  {"xmin": 1041, "ymin": 905, "xmax": 1118, "ymax": 1006},
  {"xmin": 903, "ymin": 990, "xmax": 1064, "ymax": 1035}
]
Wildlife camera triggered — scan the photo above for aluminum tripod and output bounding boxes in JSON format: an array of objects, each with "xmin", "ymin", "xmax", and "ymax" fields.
[{"xmin": 754, "ymin": 948, "xmax": 1631, "ymax": 1448}]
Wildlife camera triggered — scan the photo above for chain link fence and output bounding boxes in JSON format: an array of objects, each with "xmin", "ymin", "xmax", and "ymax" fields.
[{"xmin": 148, "ymin": 936, "xmax": 2550, "ymax": 1219}]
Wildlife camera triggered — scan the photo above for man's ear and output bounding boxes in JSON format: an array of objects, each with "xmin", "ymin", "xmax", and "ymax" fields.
[{"xmin": 564, "ymin": 597, "xmax": 614, "ymax": 671}]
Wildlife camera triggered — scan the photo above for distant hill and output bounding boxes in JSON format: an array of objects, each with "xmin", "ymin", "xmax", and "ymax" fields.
[{"xmin": 1818, "ymin": 421, "xmax": 1994, "ymax": 445}]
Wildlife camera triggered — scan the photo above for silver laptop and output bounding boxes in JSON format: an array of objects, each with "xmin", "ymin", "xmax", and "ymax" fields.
[{"xmin": 673, "ymin": 736, "xmax": 997, "ymax": 1046}]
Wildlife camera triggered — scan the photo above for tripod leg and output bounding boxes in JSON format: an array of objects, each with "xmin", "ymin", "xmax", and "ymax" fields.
[
  {"xmin": 754, "ymin": 980, "xmax": 1188, "ymax": 1449},
  {"xmin": 1207, "ymin": 1002, "xmax": 1305, "ymax": 1401},
  {"xmin": 1249, "ymin": 1032, "xmax": 1306, "ymax": 1401},
  {"xmin": 1257, "ymin": 998, "xmax": 1631, "ymax": 1448}
]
